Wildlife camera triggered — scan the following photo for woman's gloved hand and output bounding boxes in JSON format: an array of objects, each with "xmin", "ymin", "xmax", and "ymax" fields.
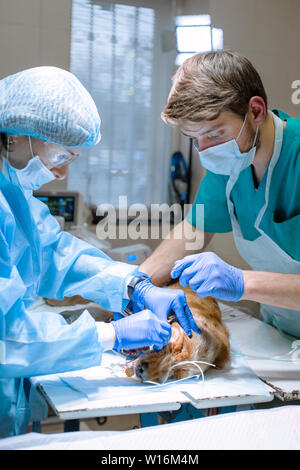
[
  {"xmin": 111, "ymin": 309, "xmax": 171, "ymax": 352},
  {"xmin": 132, "ymin": 274, "xmax": 201, "ymax": 338},
  {"xmin": 171, "ymin": 252, "xmax": 244, "ymax": 302}
]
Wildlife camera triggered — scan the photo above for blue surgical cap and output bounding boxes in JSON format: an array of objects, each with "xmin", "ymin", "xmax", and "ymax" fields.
[{"xmin": 0, "ymin": 66, "xmax": 101, "ymax": 148}]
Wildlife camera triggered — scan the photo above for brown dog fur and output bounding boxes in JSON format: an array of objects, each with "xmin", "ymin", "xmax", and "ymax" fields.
[
  {"xmin": 45, "ymin": 283, "xmax": 230, "ymax": 383},
  {"xmin": 133, "ymin": 282, "xmax": 230, "ymax": 383}
]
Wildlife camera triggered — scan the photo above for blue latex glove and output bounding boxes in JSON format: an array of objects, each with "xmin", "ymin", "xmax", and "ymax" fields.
[
  {"xmin": 171, "ymin": 252, "xmax": 244, "ymax": 302},
  {"xmin": 132, "ymin": 274, "xmax": 201, "ymax": 338},
  {"xmin": 111, "ymin": 309, "xmax": 171, "ymax": 352},
  {"xmin": 113, "ymin": 312, "xmax": 124, "ymax": 321}
]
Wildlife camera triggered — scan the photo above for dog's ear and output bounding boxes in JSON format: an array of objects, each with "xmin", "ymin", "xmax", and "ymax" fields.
[
  {"xmin": 170, "ymin": 323, "xmax": 184, "ymax": 354},
  {"xmin": 169, "ymin": 322, "xmax": 181, "ymax": 342}
]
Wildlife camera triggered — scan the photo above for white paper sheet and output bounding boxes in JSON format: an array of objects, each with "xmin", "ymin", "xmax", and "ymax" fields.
[{"xmin": 1, "ymin": 406, "xmax": 300, "ymax": 450}]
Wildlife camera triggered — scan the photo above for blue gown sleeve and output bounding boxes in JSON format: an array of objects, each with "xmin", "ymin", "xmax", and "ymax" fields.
[
  {"xmin": 29, "ymin": 195, "xmax": 138, "ymax": 312},
  {"xmin": 0, "ymin": 227, "xmax": 103, "ymax": 379}
]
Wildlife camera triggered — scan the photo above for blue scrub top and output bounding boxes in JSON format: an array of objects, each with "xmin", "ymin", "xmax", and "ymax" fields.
[{"xmin": 186, "ymin": 109, "xmax": 300, "ymax": 261}]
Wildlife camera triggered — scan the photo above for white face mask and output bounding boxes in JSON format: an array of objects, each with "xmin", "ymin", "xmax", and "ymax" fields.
[
  {"xmin": 195, "ymin": 114, "xmax": 259, "ymax": 175},
  {"xmin": 1, "ymin": 137, "xmax": 56, "ymax": 190}
]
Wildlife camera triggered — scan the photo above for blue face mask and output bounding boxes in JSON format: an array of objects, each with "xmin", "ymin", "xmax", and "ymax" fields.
[
  {"xmin": 195, "ymin": 114, "xmax": 259, "ymax": 175},
  {"xmin": 1, "ymin": 137, "xmax": 56, "ymax": 190}
]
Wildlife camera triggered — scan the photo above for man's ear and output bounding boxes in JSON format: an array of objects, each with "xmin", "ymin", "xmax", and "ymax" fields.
[{"xmin": 248, "ymin": 96, "xmax": 267, "ymax": 126}]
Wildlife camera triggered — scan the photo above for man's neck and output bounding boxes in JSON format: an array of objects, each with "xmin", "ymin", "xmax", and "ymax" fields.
[{"xmin": 252, "ymin": 111, "xmax": 285, "ymax": 185}]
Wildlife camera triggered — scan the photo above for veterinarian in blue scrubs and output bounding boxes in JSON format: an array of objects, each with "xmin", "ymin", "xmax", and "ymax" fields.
[
  {"xmin": 0, "ymin": 67, "xmax": 200, "ymax": 438},
  {"xmin": 141, "ymin": 50, "xmax": 300, "ymax": 340}
]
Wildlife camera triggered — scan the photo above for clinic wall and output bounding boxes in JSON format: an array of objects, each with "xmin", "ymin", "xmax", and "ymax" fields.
[
  {"xmin": 0, "ymin": 0, "xmax": 72, "ymax": 191},
  {"xmin": 0, "ymin": 0, "xmax": 72, "ymax": 79},
  {"xmin": 210, "ymin": 0, "xmax": 300, "ymax": 118}
]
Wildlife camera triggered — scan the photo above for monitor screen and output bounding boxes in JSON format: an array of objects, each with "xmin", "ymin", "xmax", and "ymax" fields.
[{"xmin": 36, "ymin": 195, "xmax": 75, "ymax": 222}]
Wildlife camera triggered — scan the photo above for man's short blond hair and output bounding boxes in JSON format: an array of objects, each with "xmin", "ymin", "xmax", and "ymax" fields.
[{"xmin": 161, "ymin": 50, "xmax": 268, "ymax": 125}]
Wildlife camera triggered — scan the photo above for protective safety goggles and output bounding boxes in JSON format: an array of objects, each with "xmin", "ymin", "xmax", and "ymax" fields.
[
  {"xmin": 28, "ymin": 136, "xmax": 80, "ymax": 168},
  {"xmin": 43, "ymin": 142, "xmax": 80, "ymax": 168}
]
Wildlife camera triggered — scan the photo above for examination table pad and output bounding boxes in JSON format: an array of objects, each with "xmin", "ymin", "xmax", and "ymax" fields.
[
  {"xmin": 1, "ymin": 406, "xmax": 299, "ymax": 450},
  {"xmin": 221, "ymin": 303, "xmax": 300, "ymax": 401}
]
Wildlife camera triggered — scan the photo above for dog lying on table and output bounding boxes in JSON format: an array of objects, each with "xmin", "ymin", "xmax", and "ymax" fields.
[{"xmin": 45, "ymin": 282, "xmax": 230, "ymax": 383}]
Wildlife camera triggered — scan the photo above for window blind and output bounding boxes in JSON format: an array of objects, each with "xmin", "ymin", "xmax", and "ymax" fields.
[{"xmin": 69, "ymin": 0, "xmax": 171, "ymax": 207}]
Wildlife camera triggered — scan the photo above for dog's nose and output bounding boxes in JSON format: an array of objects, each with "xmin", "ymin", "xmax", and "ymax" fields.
[{"xmin": 135, "ymin": 362, "xmax": 148, "ymax": 381}]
